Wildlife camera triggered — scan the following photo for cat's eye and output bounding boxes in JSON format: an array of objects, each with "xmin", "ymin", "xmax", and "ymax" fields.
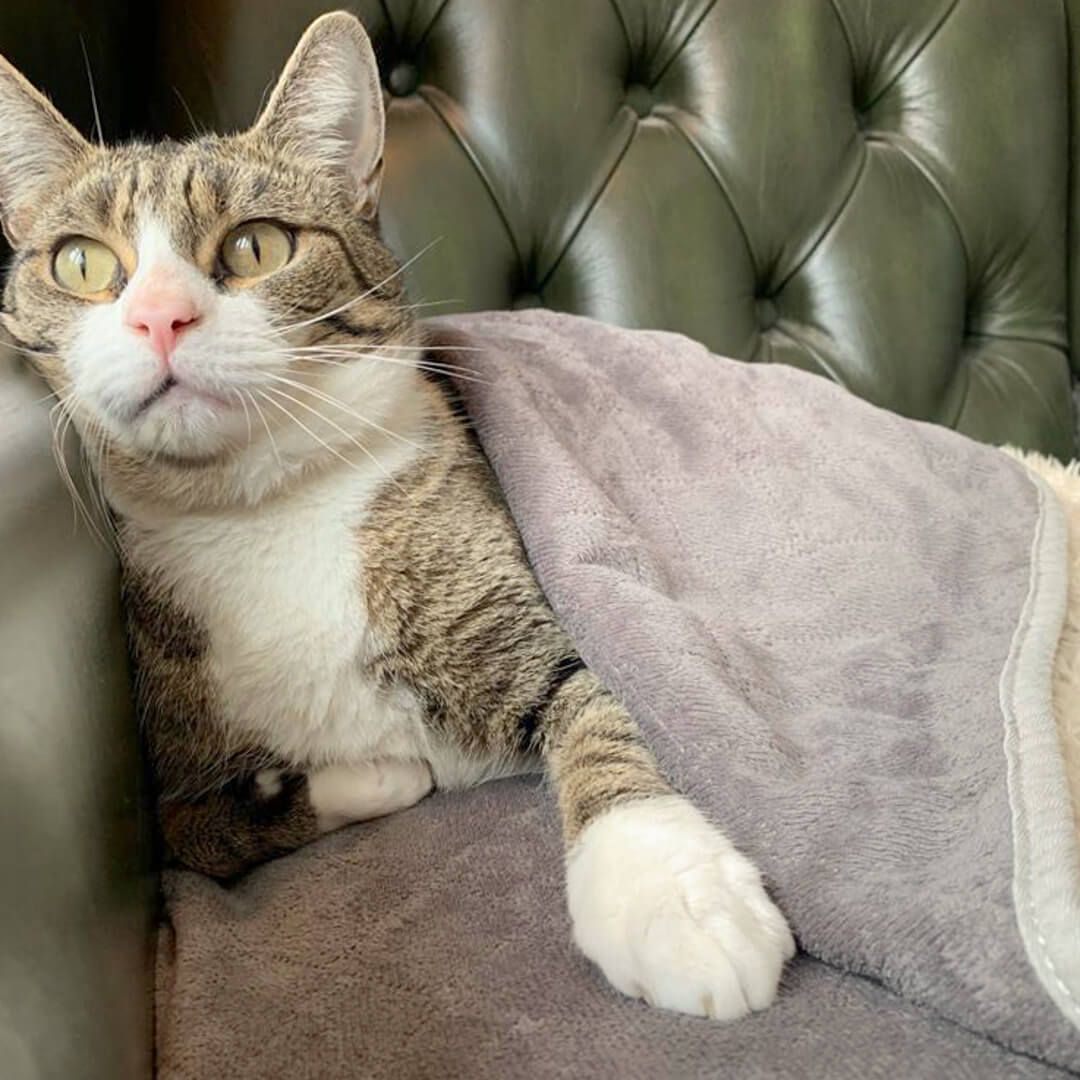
[
  {"xmin": 53, "ymin": 237, "xmax": 121, "ymax": 295},
  {"xmin": 219, "ymin": 221, "xmax": 294, "ymax": 280}
]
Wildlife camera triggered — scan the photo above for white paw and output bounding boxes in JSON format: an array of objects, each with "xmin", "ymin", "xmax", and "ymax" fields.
[
  {"xmin": 308, "ymin": 759, "xmax": 434, "ymax": 833},
  {"xmin": 566, "ymin": 795, "xmax": 795, "ymax": 1020}
]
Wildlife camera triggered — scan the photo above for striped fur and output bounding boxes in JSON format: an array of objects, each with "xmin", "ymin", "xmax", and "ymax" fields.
[
  {"xmin": 0, "ymin": 13, "xmax": 674, "ymax": 875},
  {"xmin": 0, "ymin": 12, "xmax": 793, "ymax": 1018}
]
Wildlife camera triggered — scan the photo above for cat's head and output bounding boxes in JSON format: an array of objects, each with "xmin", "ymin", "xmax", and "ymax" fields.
[{"xmin": 0, "ymin": 12, "xmax": 418, "ymax": 505}]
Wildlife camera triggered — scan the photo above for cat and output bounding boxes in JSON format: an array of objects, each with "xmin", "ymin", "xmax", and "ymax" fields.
[{"xmin": 0, "ymin": 11, "xmax": 793, "ymax": 1020}]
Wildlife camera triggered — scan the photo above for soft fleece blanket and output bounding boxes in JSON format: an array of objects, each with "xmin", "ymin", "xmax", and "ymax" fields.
[{"xmin": 157, "ymin": 311, "xmax": 1080, "ymax": 1079}]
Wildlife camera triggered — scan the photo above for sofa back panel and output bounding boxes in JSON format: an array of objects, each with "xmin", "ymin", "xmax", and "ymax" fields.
[
  {"xmin": 154, "ymin": 0, "xmax": 1075, "ymax": 457},
  {"xmin": 0, "ymin": 5, "xmax": 1072, "ymax": 1078}
]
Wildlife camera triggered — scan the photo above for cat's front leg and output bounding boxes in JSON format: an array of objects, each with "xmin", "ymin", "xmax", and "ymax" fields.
[{"xmin": 539, "ymin": 670, "xmax": 795, "ymax": 1019}]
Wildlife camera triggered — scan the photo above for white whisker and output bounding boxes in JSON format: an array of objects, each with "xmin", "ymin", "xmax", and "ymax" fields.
[
  {"xmin": 245, "ymin": 390, "xmax": 283, "ymax": 470},
  {"xmin": 390, "ymin": 298, "xmax": 462, "ymax": 313},
  {"xmin": 270, "ymin": 238, "xmax": 441, "ymax": 337},
  {"xmin": 266, "ymin": 373, "xmax": 424, "ymax": 452},
  {"xmin": 79, "ymin": 36, "xmax": 105, "ymax": 147},
  {"xmin": 285, "ymin": 351, "xmax": 490, "ymax": 385},
  {"xmin": 86, "ymin": 420, "xmax": 122, "ymax": 554},
  {"xmin": 172, "ymin": 86, "xmax": 205, "ymax": 137},
  {"xmin": 284, "ymin": 347, "xmax": 485, "ymax": 379},
  {"xmin": 287, "ymin": 342, "xmax": 485, "ymax": 354},
  {"xmin": 232, "ymin": 388, "xmax": 254, "ymax": 447},
  {"xmin": 259, "ymin": 386, "xmax": 404, "ymax": 493},
  {"xmin": 49, "ymin": 400, "xmax": 110, "ymax": 548},
  {"xmin": 0, "ymin": 338, "xmax": 59, "ymax": 360},
  {"xmin": 281, "ymin": 343, "xmax": 484, "ymax": 369},
  {"xmin": 256, "ymin": 388, "xmax": 402, "ymax": 494}
]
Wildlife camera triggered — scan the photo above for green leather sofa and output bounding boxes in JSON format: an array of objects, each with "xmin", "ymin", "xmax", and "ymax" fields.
[{"xmin": 1, "ymin": 2, "xmax": 1076, "ymax": 1076}]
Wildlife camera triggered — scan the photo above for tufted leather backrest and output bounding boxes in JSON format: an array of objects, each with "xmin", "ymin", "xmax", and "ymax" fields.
[
  {"xmin": 0, "ymin": 9, "xmax": 1070, "ymax": 1078},
  {"xmin": 154, "ymin": 3, "xmax": 1080, "ymax": 459}
]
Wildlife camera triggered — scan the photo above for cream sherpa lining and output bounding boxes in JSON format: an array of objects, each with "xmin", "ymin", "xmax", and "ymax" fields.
[
  {"xmin": 1007, "ymin": 449, "xmax": 1080, "ymax": 844},
  {"xmin": 1002, "ymin": 447, "xmax": 1080, "ymax": 1029}
]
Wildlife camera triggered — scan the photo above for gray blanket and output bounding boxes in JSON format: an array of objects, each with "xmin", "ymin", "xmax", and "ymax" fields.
[{"xmin": 157, "ymin": 311, "xmax": 1080, "ymax": 1079}]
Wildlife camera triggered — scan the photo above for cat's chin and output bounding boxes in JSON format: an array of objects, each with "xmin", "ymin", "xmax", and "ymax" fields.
[
  {"xmin": 133, "ymin": 376, "xmax": 234, "ymax": 419},
  {"xmin": 126, "ymin": 385, "xmax": 245, "ymax": 461}
]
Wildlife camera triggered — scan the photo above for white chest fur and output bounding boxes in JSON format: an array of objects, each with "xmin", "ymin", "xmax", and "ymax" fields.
[{"xmin": 127, "ymin": 461, "xmax": 430, "ymax": 770}]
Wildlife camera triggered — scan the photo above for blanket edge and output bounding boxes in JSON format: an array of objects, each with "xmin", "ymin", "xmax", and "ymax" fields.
[{"xmin": 1002, "ymin": 470, "xmax": 1080, "ymax": 1032}]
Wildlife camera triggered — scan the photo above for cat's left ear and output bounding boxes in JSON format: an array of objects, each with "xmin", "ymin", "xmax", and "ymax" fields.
[{"xmin": 252, "ymin": 11, "xmax": 385, "ymax": 220}]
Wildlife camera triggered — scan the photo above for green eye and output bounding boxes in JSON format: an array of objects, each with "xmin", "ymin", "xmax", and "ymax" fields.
[
  {"xmin": 53, "ymin": 237, "xmax": 120, "ymax": 295},
  {"xmin": 220, "ymin": 221, "xmax": 293, "ymax": 279}
]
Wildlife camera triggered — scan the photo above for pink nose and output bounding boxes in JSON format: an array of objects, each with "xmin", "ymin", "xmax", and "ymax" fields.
[{"xmin": 123, "ymin": 288, "xmax": 201, "ymax": 363}]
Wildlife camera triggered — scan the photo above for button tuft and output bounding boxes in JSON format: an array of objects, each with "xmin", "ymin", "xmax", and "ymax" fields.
[
  {"xmin": 388, "ymin": 62, "xmax": 420, "ymax": 97},
  {"xmin": 625, "ymin": 83, "xmax": 655, "ymax": 119},
  {"xmin": 755, "ymin": 297, "xmax": 779, "ymax": 329},
  {"xmin": 512, "ymin": 292, "xmax": 544, "ymax": 310}
]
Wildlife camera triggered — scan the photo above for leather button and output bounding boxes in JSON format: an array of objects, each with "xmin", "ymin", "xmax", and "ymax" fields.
[
  {"xmin": 512, "ymin": 291, "xmax": 544, "ymax": 310},
  {"xmin": 388, "ymin": 62, "xmax": 420, "ymax": 97},
  {"xmin": 755, "ymin": 297, "xmax": 778, "ymax": 329},
  {"xmin": 625, "ymin": 83, "xmax": 654, "ymax": 118}
]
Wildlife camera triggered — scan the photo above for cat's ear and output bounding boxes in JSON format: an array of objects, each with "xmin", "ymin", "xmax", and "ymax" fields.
[
  {"xmin": 0, "ymin": 54, "xmax": 91, "ymax": 244},
  {"xmin": 252, "ymin": 11, "xmax": 385, "ymax": 219}
]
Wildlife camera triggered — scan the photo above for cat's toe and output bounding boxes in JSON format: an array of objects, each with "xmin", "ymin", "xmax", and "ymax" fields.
[{"xmin": 565, "ymin": 794, "xmax": 794, "ymax": 1020}]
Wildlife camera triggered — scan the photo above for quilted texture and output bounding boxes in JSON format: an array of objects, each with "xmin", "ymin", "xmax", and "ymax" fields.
[{"xmin": 154, "ymin": 0, "xmax": 1075, "ymax": 456}]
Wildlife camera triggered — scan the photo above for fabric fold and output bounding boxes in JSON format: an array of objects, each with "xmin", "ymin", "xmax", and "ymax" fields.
[{"xmin": 432, "ymin": 310, "xmax": 1080, "ymax": 1068}]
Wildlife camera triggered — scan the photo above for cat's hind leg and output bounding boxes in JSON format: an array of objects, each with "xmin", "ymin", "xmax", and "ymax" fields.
[
  {"xmin": 300, "ymin": 759, "xmax": 434, "ymax": 834},
  {"xmin": 160, "ymin": 760, "xmax": 433, "ymax": 879}
]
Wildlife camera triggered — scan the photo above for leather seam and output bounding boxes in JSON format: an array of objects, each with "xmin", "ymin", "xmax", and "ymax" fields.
[
  {"xmin": 770, "ymin": 321, "xmax": 851, "ymax": 390},
  {"xmin": 415, "ymin": 86, "xmax": 526, "ymax": 278},
  {"xmin": 968, "ymin": 330, "xmax": 1070, "ymax": 353},
  {"xmin": 873, "ymin": 133, "xmax": 973, "ymax": 300},
  {"xmin": 609, "ymin": 0, "xmax": 633, "ymax": 60},
  {"xmin": 939, "ymin": 346, "xmax": 972, "ymax": 429},
  {"xmin": 827, "ymin": 0, "xmax": 857, "ymax": 86},
  {"xmin": 661, "ymin": 110, "xmax": 760, "ymax": 281},
  {"xmin": 862, "ymin": 0, "xmax": 962, "ymax": 111},
  {"xmin": 377, "ymin": 0, "xmax": 396, "ymax": 38},
  {"xmin": 536, "ymin": 122, "xmax": 639, "ymax": 293},
  {"xmin": 770, "ymin": 138, "xmax": 869, "ymax": 297},
  {"xmin": 416, "ymin": 0, "xmax": 453, "ymax": 51},
  {"xmin": 941, "ymin": 338, "xmax": 1066, "ymax": 433},
  {"xmin": 650, "ymin": 0, "xmax": 720, "ymax": 88},
  {"xmin": 983, "ymin": 344, "xmax": 1060, "ymax": 424}
]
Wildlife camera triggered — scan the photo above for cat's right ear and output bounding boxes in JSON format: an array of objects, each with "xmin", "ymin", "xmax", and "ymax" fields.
[
  {"xmin": 0, "ymin": 55, "xmax": 90, "ymax": 245},
  {"xmin": 251, "ymin": 11, "xmax": 385, "ymax": 219}
]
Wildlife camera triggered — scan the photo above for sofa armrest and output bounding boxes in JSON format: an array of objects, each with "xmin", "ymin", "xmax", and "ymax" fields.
[{"xmin": 0, "ymin": 339, "xmax": 154, "ymax": 1080}]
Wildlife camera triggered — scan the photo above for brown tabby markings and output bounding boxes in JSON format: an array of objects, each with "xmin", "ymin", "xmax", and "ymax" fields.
[
  {"xmin": 358, "ymin": 380, "xmax": 672, "ymax": 845},
  {"xmin": 127, "ymin": 371, "xmax": 672, "ymax": 875},
  {"xmin": 5, "ymin": 133, "xmax": 414, "ymax": 509},
  {"xmin": 1, "ymin": 34, "xmax": 673, "ymax": 881},
  {"xmin": 123, "ymin": 565, "xmax": 319, "ymax": 875}
]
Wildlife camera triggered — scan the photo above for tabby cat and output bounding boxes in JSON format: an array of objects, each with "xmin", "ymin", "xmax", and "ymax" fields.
[{"xmin": 0, "ymin": 12, "xmax": 793, "ymax": 1020}]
